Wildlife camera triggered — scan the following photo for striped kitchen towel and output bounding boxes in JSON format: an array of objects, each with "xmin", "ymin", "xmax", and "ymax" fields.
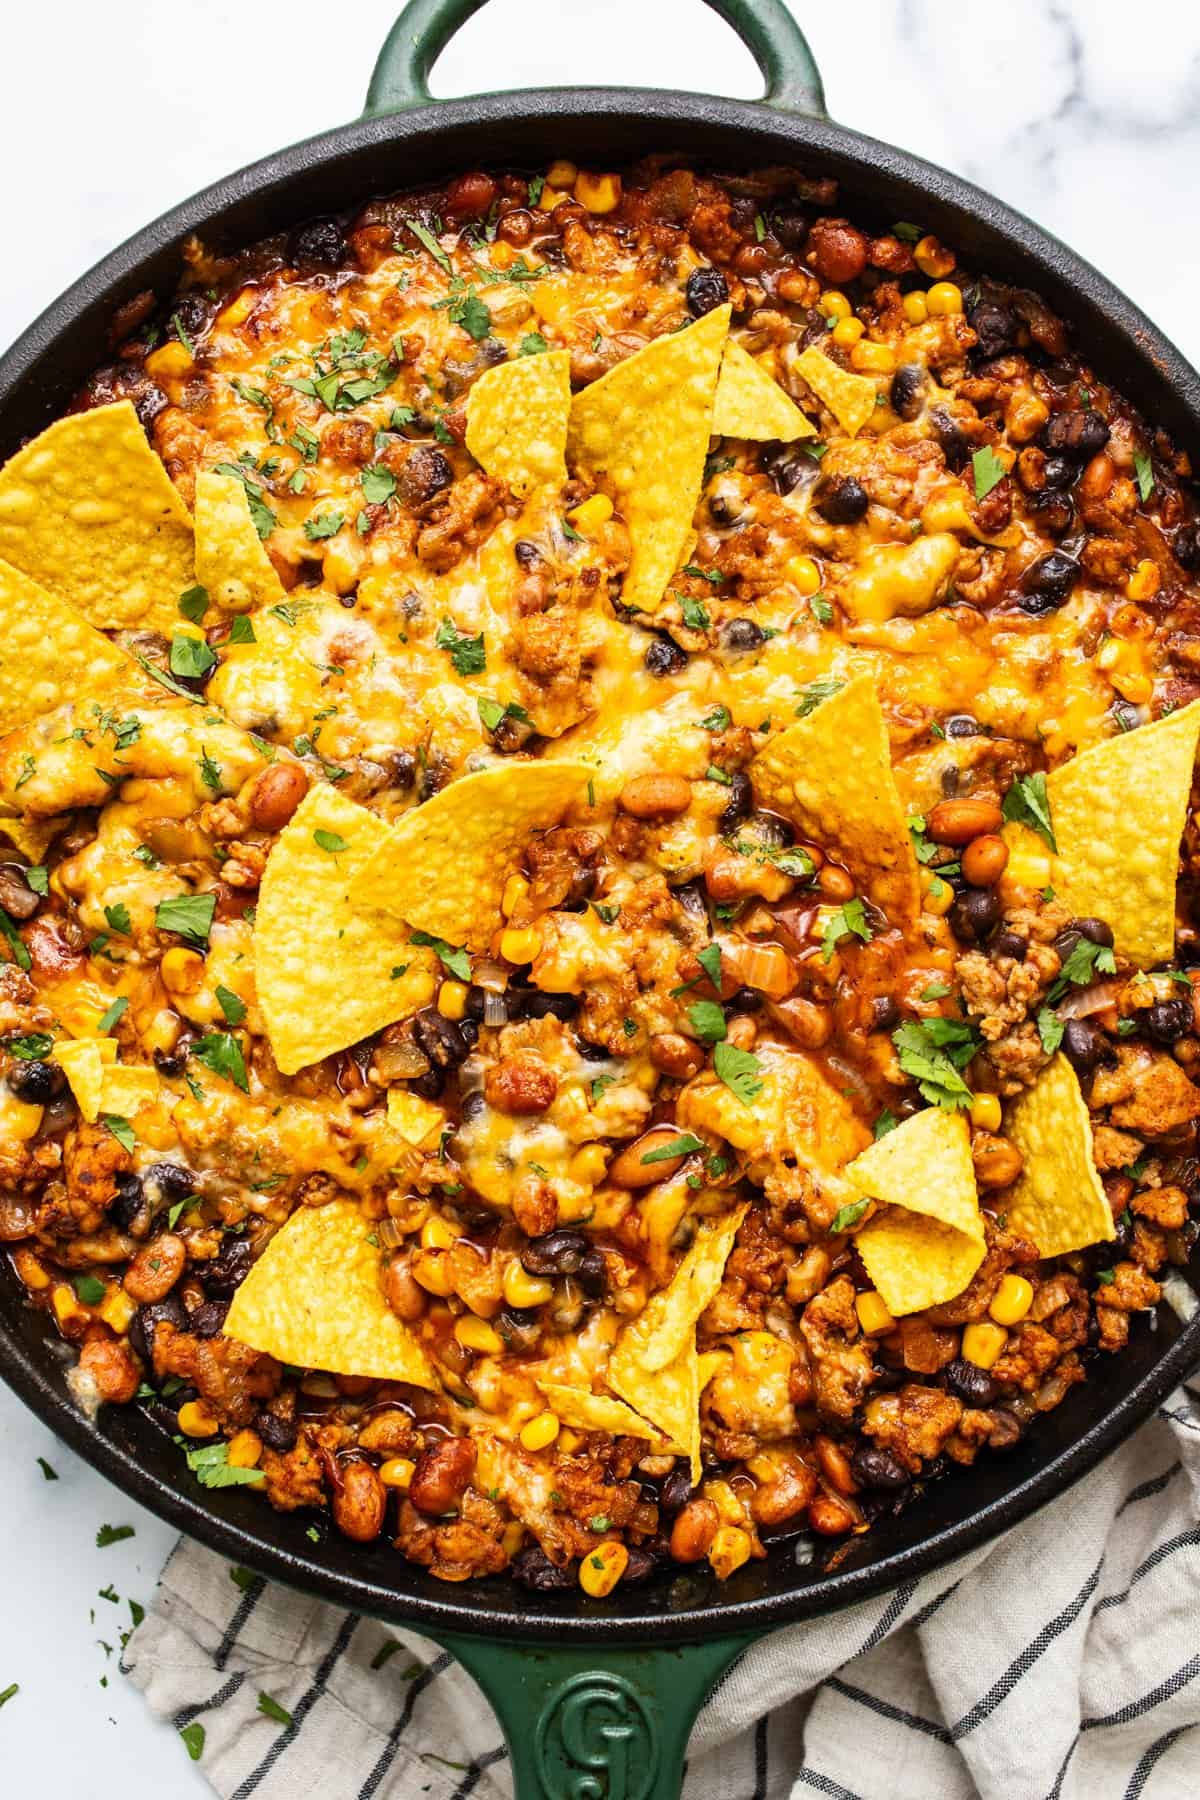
[{"xmin": 122, "ymin": 1382, "xmax": 1200, "ymax": 1800}]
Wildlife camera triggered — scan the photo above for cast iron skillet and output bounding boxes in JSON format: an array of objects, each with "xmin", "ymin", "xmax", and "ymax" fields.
[{"xmin": 3, "ymin": 2, "xmax": 1200, "ymax": 1791}]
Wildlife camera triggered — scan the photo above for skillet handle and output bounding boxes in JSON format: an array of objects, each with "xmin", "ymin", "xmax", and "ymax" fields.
[
  {"xmin": 426, "ymin": 1627, "xmax": 756, "ymax": 1799},
  {"xmin": 365, "ymin": 0, "xmax": 826, "ymax": 117}
]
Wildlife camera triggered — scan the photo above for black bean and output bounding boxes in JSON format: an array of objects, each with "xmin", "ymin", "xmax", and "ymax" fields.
[
  {"xmin": 514, "ymin": 538, "xmax": 544, "ymax": 569},
  {"xmin": 496, "ymin": 1305, "xmax": 543, "ymax": 1352},
  {"xmin": 708, "ymin": 487, "xmax": 746, "ymax": 524},
  {"xmin": 720, "ymin": 617, "xmax": 766, "ymax": 655},
  {"xmin": 771, "ymin": 206, "xmax": 809, "ymax": 251},
  {"xmin": 991, "ymin": 930, "xmax": 1027, "ymax": 962},
  {"xmin": 6, "ymin": 1057, "xmax": 63, "ymax": 1104},
  {"xmin": 950, "ymin": 887, "xmax": 1001, "ymax": 943},
  {"xmin": 172, "ymin": 293, "xmax": 213, "ymax": 341},
  {"xmin": 203, "ymin": 1235, "xmax": 255, "ymax": 1299},
  {"xmin": 738, "ymin": 812, "xmax": 792, "ymax": 852},
  {"xmin": 930, "ymin": 405, "xmax": 970, "ymax": 471},
  {"xmin": 871, "ymin": 996, "xmax": 900, "ymax": 1032},
  {"xmin": 512, "ymin": 1545, "xmax": 575, "ymax": 1590},
  {"xmin": 659, "ymin": 1465, "xmax": 694, "ymax": 1515},
  {"xmin": 1042, "ymin": 454, "xmax": 1077, "ymax": 491},
  {"xmin": 728, "ymin": 986, "xmax": 764, "ymax": 1014},
  {"xmin": 1173, "ymin": 524, "xmax": 1200, "ymax": 572},
  {"xmin": 412, "ymin": 1008, "xmax": 470, "ymax": 1070},
  {"xmin": 1052, "ymin": 928, "xmax": 1081, "ymax": 963},
  {"xmin": 153, "ymin": 1043, "xmax": 191, "ymax": 1079},
  {"xmin": 719, "ymin": 770, "xmax": 753, "ymax": 836},
  {"xmin": 465, "ymin": 986, "xmax": 500, "ymax": 1023},
  {"xmin": 1074, "ymin": 917, "xmax": 1115, "ymax": 948},
  {"xmin": 520, "ymin": 991, "xmax": 580, "ymax": 1023},
  {"xmin": 1043, "ymin": 409, "xmax": 1110, "ymax": 459},
  {"xmin": 644, "ymin": 635, "xmax": 688, "ymax": 676},
  {"xmin": 622, "ymin": 1546, "xmax": 659, "ymax": 1583},
  {"xmin": 257, "ymin": 1412, "xmax": 298, "ymax": 1453},
  {"xmin": 397, "ymin": 446, "xmax": 452, "ymax": 508},
  {"xmin": 889, "ymin": 363, "xmax": 925, "ymax": 421},
  {"xmin": 288, "ymin": 217, "xmax": 346, "ymax": 268},
  {"xmin": 1061, "ymin": 1018, "xmax": 1110, "ymax": 1076},
  {"xmin": 763, "ymin": 446, "xmax": 816, "ymax": 498},
  {"xmin": 564, "ymin": 864, "xmax": 597, "ymax": 910},
  {"xmin": 1029, "ymin": 491, "xmax": 1075, "ymax": 538},
  {"xmin": 458, "ymin": 1018, "xmax": 479, "ymax": 1049},
  {"xmin": 128, "ymin": 1293, "xmax": 188, "ymax": 1362},
  {"xmin": 145, "ymin": 1161, "xmax": 196, "ymax": 1204},
  {"xmin": 521, "ymin": 1229, "xmax": 590, "ymax": 1278},
  {"xmin": 411, "ymin": 1067, "xmax": 445, "ymax": 1101},
  {"xmin": 849, "ymin": 1443, "xmax": 910, "ymax": 1491},
  {"xmin": 191, "ymin": 1300, "xmax": 228, "ymax": 1339},
  {"xmin": 109, "ymin": 1173, "xmax": 146, "ymax": 1235},
  {"xmin": 685, "ymin": 266, "xmax": 730, "ymax": 318},
  {"xmin": 813, "ymin": 474, "xmax": 869, "ymax": 525},
  {"xmin": 575, "ymin": 1248, "xmax": 607, "ymax": 1297},
  {"xmin": 944, "ymin": 1358, "xmax": 998, "ymax": 1406},
  {"xmin": 967, "ymin": 298, "xmax": 1018, "ymax": 360},
  {"xmin": 672, "ymin": 879, "xmax": 708, "ymax": 922},
  {"xmin": 0, "ymin": 864, "xmax": 40, "ymax": 920},
  {"xmin": 1146, "ymin": 997, "xmax": 1193, "ymax": 1045},
  {"xmin": 945, "ymin": 713, "xmax": 983, "ymax": 738},
  {"xmin": 1020, "ymin": 551, "xmax": 1080, "ymax": 613}
]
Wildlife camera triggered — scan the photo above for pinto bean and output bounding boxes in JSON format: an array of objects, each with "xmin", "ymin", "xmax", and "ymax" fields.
[
  {"xmin": 383, "ymin": 1252, "xmax": 427, "ymax": 1322},
  {"xmin": 609, "ymin": 1127, "xmax": 697, "ymax": 1188},
  {"xmin": 445, "ymin": 172, "xmax": 498, "ymax": 219},
  {"xmin": 409, "ymin": 1437, "xmax": 477, "ymax": 1515},
  {"xmin": 484, "ymin": 1053, "xmax": 558, "ymax": 1116},
  {"xmin": 807, "ymin": 1492, "xmax": 858, "ymax": 1534},
  {"xmin": 927, "ymin": 799, "xmax": 1003, "ymax": 844},
  {"xmin": 123, "ymin": 1233, "xmax": 186, "ymax": 1304},
  {"xmin": 333, "ymin": 1460, "xmax": 386, "ymax": 1542},
  {"xmin": 750, "ymin": 1457, "xmax": 817, "ymax": 1526},
  {"xmin": 669, "ymin": 1497, "xmax": 720, "ymax": 1562},
  {"xmin": 79, "ymin": 1335, "xmax": 142, "ymax": 1404},
  {"xmin": 648, "ymin": 1033, "xmax": 705, "ymax": 1079},
  {"xmin": 249, "ymin": 762, "xmax": 310, "ymax": 833},
  {"xmin": 619, "ymin": 773, "xmax": 692, "ymax": 818},
  {"xmin": 807, "ymin": 218, "xmax": 868, "ymax": 284}
]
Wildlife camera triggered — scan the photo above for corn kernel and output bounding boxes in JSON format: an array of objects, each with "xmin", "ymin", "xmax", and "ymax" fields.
[
  {"xmin": 547, "ymin": 159, "xmax": 578, "ymax": 189},
  {"xmin": 420, "ymin": 1214, "xmax": 457, "ymax": 1252},
  {"xmin": 1126, "ymin": 559, "xmax": 1161, "ymax": 602},
  {"xmin": 574, "ymin": 171, "xmax": 622, "ymax": 215},
  {"xmin": 501, "ymin": 874, "xmax": 530, "ymax": 918},
  {"xmin": 161, "ymin": 946, "xmax": 206, "ymax": 996},
  {"xmin": 850, "ymin": 340, "xmax": 895, "ymax": 375},
  {"xmin": 2, "ymin": 1094, "xmax": 43, "ymax": 1142},
  {"xmin": 216, "ymin": 289, "xmax": 256, "ymax": 329},
  {"xmin": 99, "ymin": 1287, "xmax": 136, "ymax": 1334},
  {"xmin": 567, "ymin": 1144, "xmax": 610, "ymax": 1186},
  {"xmin": 970, "ymin": 1092, "xmax": 1003, "ymax": 1133},
  {"xmin": 901, "ymin": 290, "xmax": 929, "ymax": 325},
  {"xmin": 989, "ymin": 1273, "xmax": 1034, "ymax": 1327},
  {"xmin": 822, "ymin": 291, "xmax": 852, "ymax": 320},
  {"xmin": 503, "ymin": 1261, "xmax": 554, "ymax": 1309},
  {"xmin": 926, "ymin": 281, "xmax": 964, "ymax": 317},
  {"xmin": 500, "ymin": 927, "xmax": 542, "ymax": 965},
  {"xmin": 437, "ymin": 979, "xmax": 469, "ymax": 1022},
  {"xmin": 1111, "ymin": 671, "xmax": 1152, "ymax": 706},
  {"xmin": 502, "ymin": 1522, "xmax": 526, "ymax": 1558},
  {"xmin": 579, "ymin": 1540, "xmax": 628, "ymax": 1598},
  {"xmin": 227, "ymin": 1430, "xmax": 263, "ymax": 1469},
  {"xmin": 178, "ymin": 1400, "xmax": 220, "ymax": 1438},
  {"xmin": 454, "ymin": 1315, "xmax": 504, "ymax": 1355},
  {"xmin": 704, "ymin": 1479, "xmax": 745, "ymax": 1526},
  {"xmin": 785, "ymin": 554, "xmax": 822, "ymax": 597},
  {"xmin": 519, "ymin": 1410, "xmax": 561, "ymax": 1453},
  {"xmin": 708, "ymin": 1525, "xmax": 752, "ymax": 1580},
  {"xmin": 145, "ymin": 339, "xmax": 194, "ymax": 380},
  {"xmin": 51, "ymin": 1283, "xmax": 85, "ymax": 1328},
  {"xmin": 567, "ymin": 493, "xmax": 614, "ymax": 535},
  {"xmin": 379, "ymin": 1457, "xmax": 416, "ymax": 1489},
  {"xmin": 745, "ymin": 1452, "xmax": 779, "ymax": 1484},
  {"xmin": 962, "ymin": 1321, "xmax": 1008, "ymax": 1370},
  {"xmin": 1096, "ymin": 637, "xmax": 1123, "ymax": 672},
  {"xmin": 412, "ymin": 1249, "xmax": 458, "ymax": 1297},
  {"xmin": 321, "ymin": 536, "xmax": 361, "ymax": 596},
  {"xmin": 855, "ymin": 1290, "xmax": 896, "ymax": 1335},
  {"xmin": 12, "ymin": 1247, "xmax": 49, "ymax": 1291},
  {"xmin": 537, "ymin": 186, "xmax": 569, "ymax": 212},
  {"xmin": 831, "ymin": 316, "xmax": 864, "ymax": 347},
  {"xmin": 914, "ymin": 235, "xmax": 956, "ymax": 279},
  {"xmin": 921, "ymin": 869, "xmax": 955, "ymax": 916},
  {"xmin": 557, "ymin": 1428, "xmax": 581, "ymax": 1454}
]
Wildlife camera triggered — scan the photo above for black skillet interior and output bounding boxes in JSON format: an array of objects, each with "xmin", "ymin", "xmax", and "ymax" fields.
[{"xmin": 2, "ymin": 2, "xmax": 1200, "ymax": 1655}]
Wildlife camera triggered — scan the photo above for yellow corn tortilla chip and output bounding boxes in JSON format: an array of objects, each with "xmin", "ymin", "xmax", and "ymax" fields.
[
  {"xmin": 536, "ymin": 1381, "xmax": 667, "ymax": 1445},
  {"xmin": 0, "ymin": 811, "xmax": 62, "ymax": 863},
  {"xmin": 352, "ymin": 761, "xmax": 594, "ymax": 954},
  {"xmin": 750, "ymin": 674, "xmax": 920, "ymax": 925},
  {"xmin": 1003, "ymin": 1053, "xmax": 1114, "ymax": 1257},
  {"xmin": 465, "ymin": 349, "xmax": 571, "ymax": 498},
  {"xmin": 386, "ymin": 1088, "xmax": 447, "ymax": 1149},
  {"xmin": 193, "ymin": 470, "xmax": 286, "ymax": 613},
  {"xmin": 52, "ymin": 1039, "xmax": 109, "ymax": 1123},
  {"xmin": 632, "ymin": 1205, "xmax": 748, "ymax": 1374},
  {"xmin": 0, "ymin": 401, "xmax": 194, "ymax": 632},
  {"xmin": 98, "ymin": 1065, "xmax": 162, "ymax": 1120},
  {"xmin": 794, "ymin": 345, "xmax": 879, "ymax": 438},
  {"xmin": 224, "ymin": 1198, "xmax": 436, "ymax": 1386},
  {"xmin": 567, "ymin": 307, "xmax": 730, "ymax": 612},
  {"xmin": 712, "ymin": 340, "xmax": 815, "ymax": 442},
  {"xmin": 0, "ymin": 556, "xmax": 131, "ymax": 735},
  {"xmin": 255, "ymin": 786, "xmax": 438, "ymax": 1075},
  {"xmin": 608, "ymin": 1335, "xmax": 703, "ymax": 1483},
  {"xmin": 1047, "ymin": 698, "xmax": 1200, "ymax": 967},
  {"xmin": 847, "ymin": 1106, "xmax": 986, "ymax": 1315}
]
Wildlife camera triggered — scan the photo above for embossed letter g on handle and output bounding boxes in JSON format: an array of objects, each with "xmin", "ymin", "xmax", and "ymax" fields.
[{"xmin": 535, "ymin": 1672, "xmax": 660, "ymax": 1800}]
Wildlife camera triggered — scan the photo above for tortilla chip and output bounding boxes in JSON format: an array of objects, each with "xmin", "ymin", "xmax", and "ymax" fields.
[
  {"xmin": 846, "ymin": 1106, "xmax": 985, "ymax": 1315},
  {"xmin": 794, "ymin": 345, "xmax": 880, "ymax": 438},
  {"xmin": 0, "ymin": 811, "xmax": 62, "ymax": 863},
  {"xmin": 386, "ymin": 1088, "xmax": 447, "ymax": 1149},
  {"xmin": 0, "ymin": 556, "xmax": 131, "ymax": 734},
  {"xmin": 465, "ymin": 349, "xmax": 571, "ymax": 497},
  {"xmin": 632, "ymin": 1205, "xmax": 747, "ymax": 1374},
  {"xmin": 1047, "ymin": 699, "xmax": 1200, "ymax": 967},
  {"xmin": 0, "ymin": 401, "xmax": 194, "ymax": 632},
  {"xmin": 849, "ymin": 1108, "xmax": 986, "ymax": 1315},
  {"xmin": 352, "ymin": 761, "xmax": 593, "ymax": 954},
  {"xmin": 99, "ymin": 1065, "xmax": 162, "ymax": 1119},
  {"xmin": 255, "ymin": 786, "xmax": 438, "ymax": 1075},
  {"xmin": 1003, "ymin": 1053, "xmax": 1114, "ymax": 1257},
  {"xmin": 224, "ymin": 1198, "xmax": 436, "ymax": 1386},
  {"xmin": 536, "ymin": 1380, "xmax": 666, "ymax": 1445},
  {"xmin": 750, "ymin": 674, "xmax": 920, "ymax": 924},
  {"xmin": 52, "ymin": 1039, "xmax": 110, "ymax": 1123},
  {"xmin": 608, "ymin": 1335, "xmax": 703, "ymax": 1482},
  {"xmin": 193, "ymin": 470, "xmax": 286, "ymax": 613},
  {"xmin": 567, "ymin": 307, "xmax": 729, "ymax": 613},
  {"xmin": 712, "ymin": 340, "xmax": 815, "ymax": 442}
]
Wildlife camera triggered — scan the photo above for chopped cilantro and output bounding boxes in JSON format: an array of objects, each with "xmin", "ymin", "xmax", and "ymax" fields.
[
  {"xmin": 7, "ymin": 1033, "xmax": 53, "ymax": 1060},
  {"xmin": 640, "ymin": 1133, "xmax": 707, "ymax": 1165},
  {"xmin": 257, "ymin": 1692, "xmax": 293, "ymax": 1728},
  {"xmin": 36, "ymin": 1457, "xmax": 57, "ymax": 1481},
  {"xmin": 215, "ymin": 984, "xmax": 246, "ymax": 1026},
  {"xmin": 1047, "ymin": 937, "xmax": 1117, "ymax": 1003},
  {"xmin": 191, "ymin": 1032, "xmax": 249, "ymax": 1094},
  {"xmin": 24, "ymin": 866, "xmax": 49, "ymax": 896},
  {"xmin": 892, "ymin": 221, "xmax": 923, "ymax": 243},
  {"xmin": 178, "ymin": 585, "xmax": 209, "ymax": 624},
  {"xmin": 687, "ymin": 999, "xmax": 727, "ymax": 1042},
  {"xmin": 403, "ymin": 217, "xmax": 452, "ymax": 272},
  {"xmin": 101, "ymin": 1114, "xmax": 136, "ymax": 1152},
  {"xmin": 229, "ymin": 1566, "xmax": 257, "ymax": 1592},
  {"xmin": 96, "ymin": 1524, "xmax": 135, "ymax": 1548},
  {"xmin": 698, "ymin": 705, "xmax": 731, "ymax": 733},
  {"xmin": 212, "ymin": 462, "xmax": 275, "ymax": 538},
  {"xmin": 808, "ymin": 592, "xmax": 834, "ymax": 626},
  {"xmin": 227, "ymin": 615, "xmax": 257, "ymax": 645},
  {"xmin": 1037, "ymin": 1007, "xmax": 1065, "ymax": 1054},
  {"xmin": 313, "ymin": 829, "xmax": 349, "ymax": 855},
  {"xmin": 1133, "ymin": 448, "xmax": 1155, "ymax": 504},
  {"xmin": 821, "ymin": 897, "xmax": 873, "ymax": 961},
  {"xmin": 434, "ymin": 617, "xmax": 486, "ymax": 675},
  {"xmin": 712, "ymin": 1041, "xmax": 763, "ymax": 1104},
  {"xmin": 155, "ymin": 892, "xmax": 216, "ymax": 945},
  {"xmin": 303, "ymin": 510, "xmax": 344, "ymax": 541},
  {"xmin": 184, "ymin": 1441, "xmax": 265, "ymax": 1489},
  {"xmin": 409, "ymin": 931, "xmax": 471, "ymax": 980},
  {"xmin": 1001, "ymin": 772, "xmax": 1057, "ymax": 851},
  {"xmin": 133, "ymin": 653, "xmax": 205, "ymax": 705},
  {"xmin": 519, "ymin": 331, "xmax": 549, "ymax": 355},
  {"xmin": 795, "ymin": 677, "xmax": 843, "ymax": 719},
  {"xmin": 0, "ymin": 909, "xmax": 31, "ymax": 971},
  {"xmin": 679, "ymin": 594, "xmax": 710, "ymax": 630},
  {"xmin": 891, "ymin": 1017, "xmax": 978, "ymax": 1110},
  {"xmin": 180, "ymin": 1723, "xmax": 206, "ymax": 1761},
  {"xmin": 873, "ymin": 1108, "xmax": 899, "ymax": 1140},
  {"xmin": 706, "ymin": 764, "xmax": 732, "ymax": 785},
  {"xmin": 361, "ymin": 464, "xmax": 397, "ymax": 507},
  {"xmin": 73, "ymin": 1274, "xmax": 106, "ymax": 1305},
  {"xmin": 696, "ymin": 943, "xmax": 723, "ymax": 989},
  {"xmin": 972, "ymin": 445, "xmax": 1006, "ymax": 501},
  {"xmin": 104, "ymin": 903, "xmax": 132, "ymax": 936},
  {"xmin": 830, "ymin": 1198, "xmax": 871, "ymax": 1233},
  {"xmin": 920, "ymin": 982, "xmax": 951, "ymax": 1001}
]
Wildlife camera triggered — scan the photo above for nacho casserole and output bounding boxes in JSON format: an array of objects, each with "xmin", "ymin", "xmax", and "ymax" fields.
[{"xmin": 1, "ymin": 160, "xmax": 1198, "ymax": 1595}]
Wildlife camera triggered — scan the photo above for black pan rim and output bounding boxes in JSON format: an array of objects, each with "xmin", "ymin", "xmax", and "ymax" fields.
[{"xmin": 1, "ymin": 83, "xmax": 1199, "ymax": 1643}]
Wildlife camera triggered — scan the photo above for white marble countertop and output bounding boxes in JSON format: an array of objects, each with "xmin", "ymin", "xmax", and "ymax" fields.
[{"xmin": 1, "ymin": 0, "xmax": 1197, "ymax": 1792}]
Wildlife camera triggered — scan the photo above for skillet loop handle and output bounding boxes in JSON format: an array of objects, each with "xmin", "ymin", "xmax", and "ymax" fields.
[
  {"xmin": 425, "ymin": 1629, "xmax": 755, "ymax": 1800},
  {"xmin": 364, "ymin": 0, "xmax": 827, "ymax": 117}
]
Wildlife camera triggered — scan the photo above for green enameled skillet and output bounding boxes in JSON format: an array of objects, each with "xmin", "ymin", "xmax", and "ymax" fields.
[{"xmin": 2, "ymin": 2, "xmax": 1199, "ymax": 1792}]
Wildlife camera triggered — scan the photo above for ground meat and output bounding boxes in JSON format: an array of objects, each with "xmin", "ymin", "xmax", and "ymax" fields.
[
  {"xmin": 153, "ymin": 1324, "xmax": 280, "ymax": 1427},
  {"xmin": 955, "ymin": 939, "xmax": 1060, "ymax": 1043},
  {"xmin": 799, "ymin": 1275, "xmax": 875, "ymax": 1422},
  {"xmin": 863, "ymin": 1383, "xmax": 963, "ymax": 1472},
  {"xmin": 396, "ymin": 1490, "xmax": 509, "ymax": 1581},
  {"xmin": 261, "ymin": 1430, "xmax": 327, "ymax": 1511},
  {"xmin": 982, "ymin": 1020, "xmax": 1051, "ymax": 1096},
  {"xmin": 991, "ymin": 1322, "xmax": 1070, "ymax": 1390},
  {"xmin": 1099, "ymin": 1260, "xmax": 1162, "ymax": 1313},
  {"xmin": 1132, "ymin": 1185, "xmax": 1188, "ymax": 1229},
  {"xmin": 415, "ymin": 472, "xmax": 505, "ymax": 570},
  {"xmin": 1090, "ymin": 1045, "xmax": 1200, "ymax": 1136},
  {"xmin": 1091, "ymin": 1125, "xmax": 1144, "ymax": 1172},
  {"xmin": 60, "ymin": 1124, "xmax": 135, "ymax": 1234},
  {"xmin": 926, "ymin": 1225, "xmax": 1039, "ymax": 1326}
]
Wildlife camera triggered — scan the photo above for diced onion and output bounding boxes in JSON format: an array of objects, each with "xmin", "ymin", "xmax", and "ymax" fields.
[
  {"xmin": 377, "ymin": 1218, "xmax": 405, "ymax": 1248},
  {"xmin": 483, "ymin": 991, "xmax": 508, "ymax": 1027},
  {"xmin": 472, "ymin": 958, "xmax": 510, "ymax": 993},
  {"xmin": 373, "ymin": 1041, "xmax": 430, "ymax": 1081}
]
